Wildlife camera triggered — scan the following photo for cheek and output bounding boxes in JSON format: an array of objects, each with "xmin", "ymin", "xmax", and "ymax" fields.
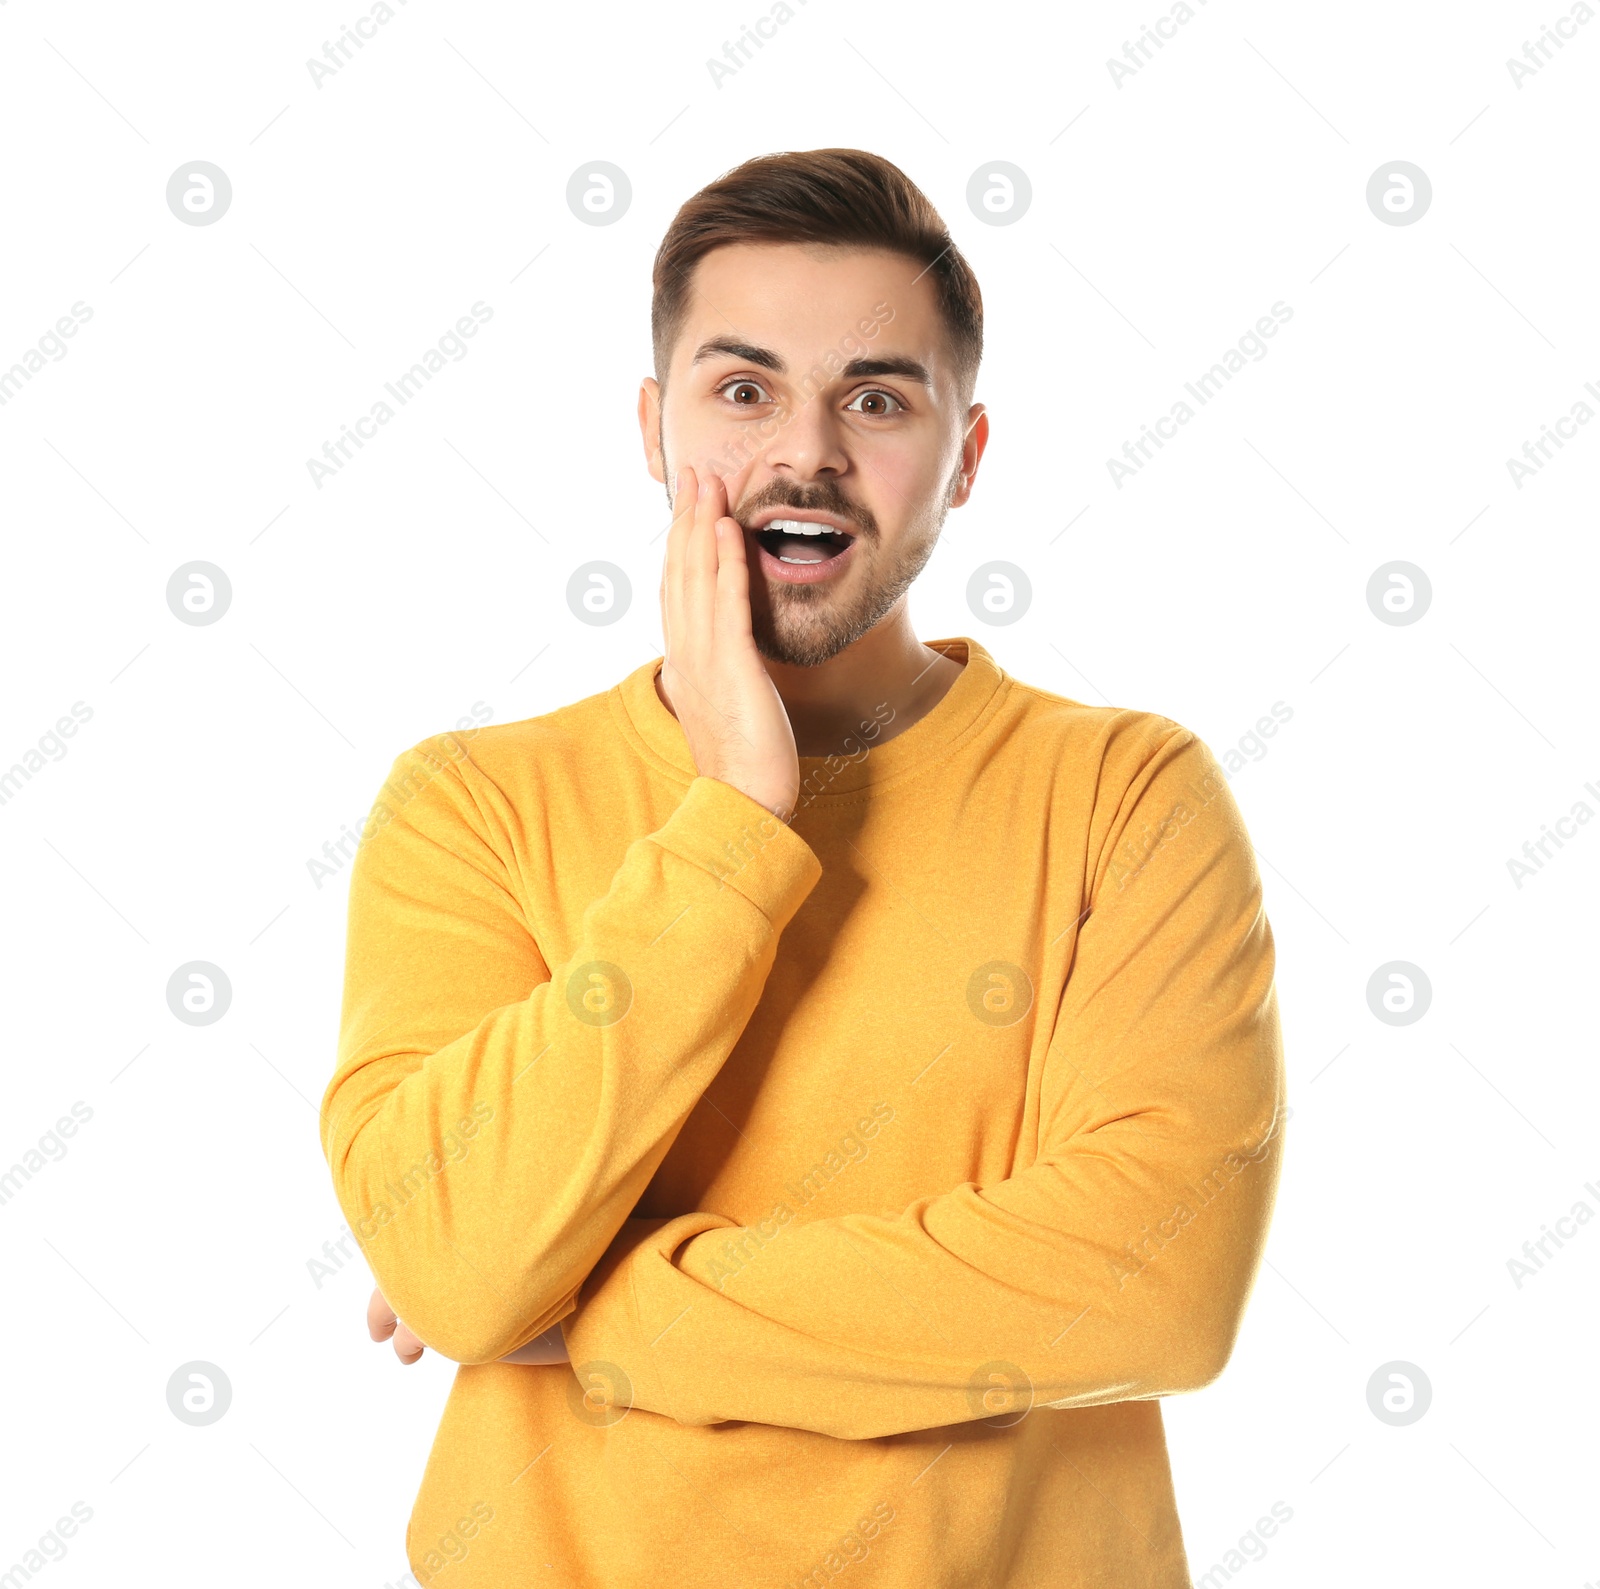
[
  {"xmin": 664, "ymin": 409, "xmax": 753, "ymax": 477},
  {"xmin": 859, "ymin": 435, "xmax": 946, "ymax": 530}
]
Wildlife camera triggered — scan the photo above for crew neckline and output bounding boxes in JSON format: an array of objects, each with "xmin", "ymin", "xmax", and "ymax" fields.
[{"xmin": 612, "ymin": 636, "xmax": 1009, "ymax": 803}]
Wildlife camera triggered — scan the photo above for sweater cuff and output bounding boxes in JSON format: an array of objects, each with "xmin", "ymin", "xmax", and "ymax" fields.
[{"xmin": 649, "ymin": 776, "xmax": 821, "ymax": 928}]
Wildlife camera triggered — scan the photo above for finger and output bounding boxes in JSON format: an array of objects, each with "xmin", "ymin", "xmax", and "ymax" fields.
[
  {"xmin": 367, "ymin": 1287, "xmax": 397, "ymax": 1342},
  {"xmin": 662, "ymin": 465, "xmax": 697, "ymax": 658},
  {"xmin": 392, "ymin": 1320, "xmax": 426, "ymax": 1365},
  {"xmin": 681, "ymin": 466, "xmax": 721, "ymax": 650},
  {"xmin": 713, "ymin": 488, "xmax": 755, "ymax": 644},
  {"xmin": 718, "ymin": 454, "xmax": 761, "ymax": 528}
]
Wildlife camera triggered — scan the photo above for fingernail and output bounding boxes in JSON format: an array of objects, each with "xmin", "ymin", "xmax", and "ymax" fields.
[
  {"xmin": 674, "ymin": 468, "xmax": 684, "ymax": 496},
  {"xmin": 699, "ymin": 475, "xmax": 711, "ymax": 499}
]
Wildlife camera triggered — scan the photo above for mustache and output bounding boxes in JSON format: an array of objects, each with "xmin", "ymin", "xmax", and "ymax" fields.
[{"xmin": 734, "ymin": 483, "xmax": 877, "ymax": 538}]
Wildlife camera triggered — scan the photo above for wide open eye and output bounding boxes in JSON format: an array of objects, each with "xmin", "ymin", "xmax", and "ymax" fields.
[
  {"xmin": 846, "ymin": 389, "xmax": 904, "ymax": 416},
  {"xmin": 718, "ymin": 378, "xmax": 775, "ymax": 406}
]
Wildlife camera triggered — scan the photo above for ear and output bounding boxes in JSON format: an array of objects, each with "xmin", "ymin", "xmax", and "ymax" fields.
[
  {"xmin": 638, "ymin": 378, "xmax": 665, "ymax": 485},
  {"xmin": 949, "ymin": 404, "xmax": 989, "ymax": 508}
]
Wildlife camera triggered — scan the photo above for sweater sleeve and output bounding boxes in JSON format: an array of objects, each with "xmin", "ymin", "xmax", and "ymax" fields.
[
  {"xmin": 557, "ymin": 727, "xmax": 1286, "ymax": 1440},
  {"xmin": 319, "ymin": 739, "xmax": 822, "ymax": 1366}
]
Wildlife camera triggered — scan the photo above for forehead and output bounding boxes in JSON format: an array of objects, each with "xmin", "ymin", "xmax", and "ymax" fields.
[{"xmin": 673, "ymin": 241, "xmax": 953, "ymax": 382}]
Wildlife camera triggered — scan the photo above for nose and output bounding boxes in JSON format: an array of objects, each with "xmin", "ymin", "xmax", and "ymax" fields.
[{"xmin": 759, "ymin": 385, "xmax": 850, "ymax": 486}]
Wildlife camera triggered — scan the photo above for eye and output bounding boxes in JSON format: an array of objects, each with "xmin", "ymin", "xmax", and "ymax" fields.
[
  {"xmin": 717, "ymin": 377, "xmax": 775, "ymax": 406},
  {"xmin": 846, "ymin": 388, "xmax": 904, "ymax": 416}
]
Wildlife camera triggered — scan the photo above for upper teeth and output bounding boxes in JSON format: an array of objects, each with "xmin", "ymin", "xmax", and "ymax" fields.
[{"xmin": 765, "ymin": 519, "xmax": 833, "ymax": 535}]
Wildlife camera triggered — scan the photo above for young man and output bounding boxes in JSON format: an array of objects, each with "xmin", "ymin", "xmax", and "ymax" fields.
[{"xmin": 321, "ymin": 148, "xmax": 1285, "ymax": 1588}]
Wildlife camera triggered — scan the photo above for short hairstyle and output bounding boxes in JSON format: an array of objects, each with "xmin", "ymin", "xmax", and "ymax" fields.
[{"xmin": 651, "ymin": 148, "xmax": 983, "ymax": 403}]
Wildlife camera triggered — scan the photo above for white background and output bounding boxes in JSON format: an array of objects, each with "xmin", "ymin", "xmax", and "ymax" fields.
[{"xmin": 1, "ymin": 0, "xmax": 1596, "ymax": 1584}]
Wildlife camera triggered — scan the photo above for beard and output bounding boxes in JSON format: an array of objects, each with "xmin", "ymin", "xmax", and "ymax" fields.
[
  {"xmin": 660, "ymin": 436, "xmax": 960, "ymax": 668},
  {"xmin": 742, "ymin": 518, "xmax": 936, "ymax": 667}
]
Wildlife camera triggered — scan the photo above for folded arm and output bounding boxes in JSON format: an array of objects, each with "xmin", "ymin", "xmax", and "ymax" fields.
[
  {"xmin": 559, "ymin": 729, "xmax": 1286, "ymax": 1439},
  {"xmin": 320, "ymin": 741, "xmax": 821, "ymax": 1365}
]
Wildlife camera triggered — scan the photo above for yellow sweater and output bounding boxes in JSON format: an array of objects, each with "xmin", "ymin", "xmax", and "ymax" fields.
[{"xmin": 321, "ymin": 636, "xmax": 1285, "ymax": 1588}]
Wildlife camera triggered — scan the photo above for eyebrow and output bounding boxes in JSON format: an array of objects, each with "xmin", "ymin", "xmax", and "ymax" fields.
[{"xmin": 689, "ymin": 336, "xmax": 932, "ymax": 387}]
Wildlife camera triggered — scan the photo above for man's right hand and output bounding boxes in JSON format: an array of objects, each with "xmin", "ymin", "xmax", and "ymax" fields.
[{"xmin": 659, "ymin": 465, "xmax": 800, "ymax": 824}]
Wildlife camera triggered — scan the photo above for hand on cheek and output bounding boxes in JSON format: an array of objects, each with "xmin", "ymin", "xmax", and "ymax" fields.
[{"xmin": 658, "ymin": 463, "xmax": 800, "ymax": 822}]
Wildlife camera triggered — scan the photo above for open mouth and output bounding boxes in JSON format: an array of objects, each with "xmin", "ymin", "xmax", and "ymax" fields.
[{"xmin": 752, "ymin": 519, "xmax": 856, "ymax": 567}]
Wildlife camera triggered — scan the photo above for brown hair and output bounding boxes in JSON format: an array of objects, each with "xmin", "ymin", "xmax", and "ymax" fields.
[{"xmin": 651, "ymin": 148, "xmax": 983, "ymax": 402}]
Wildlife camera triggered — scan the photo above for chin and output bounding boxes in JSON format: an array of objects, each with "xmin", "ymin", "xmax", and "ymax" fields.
[
  {"xmin": 749, "ymin": 545, "xmax": 927, "ymax": 668},
  {"xmin": 751, "ymin": 625, "xmax": 849, "ymax": 669},
  {"xmin": 752, "ymin": 594, "xmax": 887, "ymax": 669}
]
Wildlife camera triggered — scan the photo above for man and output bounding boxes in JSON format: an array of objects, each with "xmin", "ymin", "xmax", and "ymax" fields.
[{"xmin": 321, "ymin": 147, "xmax": 1285, "ymax": 1588}]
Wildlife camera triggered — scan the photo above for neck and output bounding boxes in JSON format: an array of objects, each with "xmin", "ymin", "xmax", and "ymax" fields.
[{"xmin": 760, "ymin": 605, "xmax": 964, "ymax": 757}]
